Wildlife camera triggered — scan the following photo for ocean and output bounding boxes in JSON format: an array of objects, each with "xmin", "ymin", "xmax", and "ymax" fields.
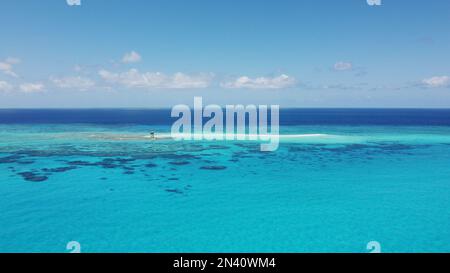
[{"xmin": 1, "ymin": 109, "xmax": 450, "ymax": 252}]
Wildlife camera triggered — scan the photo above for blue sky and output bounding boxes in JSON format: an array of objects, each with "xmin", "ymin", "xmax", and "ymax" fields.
[{"xmin": 0, "ymin": 0, "xmax": 449, "ymax": 108}]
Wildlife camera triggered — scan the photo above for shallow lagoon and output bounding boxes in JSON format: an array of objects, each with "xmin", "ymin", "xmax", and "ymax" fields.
[{"xmin": 1, "ymin": 111, "xmax": 450, "ymax": 252}]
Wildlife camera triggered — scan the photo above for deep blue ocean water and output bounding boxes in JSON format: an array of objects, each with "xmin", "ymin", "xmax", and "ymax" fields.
[
  {"xmin": 1, "ymin": 108, "xmax": 450, "ymax": 125},
  {"xmin": 1, "ymin": 109, "xmax": 450, "ymax": 253}
]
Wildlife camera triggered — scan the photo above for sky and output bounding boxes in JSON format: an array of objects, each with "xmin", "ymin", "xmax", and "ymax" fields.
[{"xmin": 0, "ymin": 0, "xmax": 449, "ymax": 108}]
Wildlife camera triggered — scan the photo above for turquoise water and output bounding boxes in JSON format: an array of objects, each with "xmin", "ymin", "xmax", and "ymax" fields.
[{"xmin": 1, "ymin": 123, "xmax": 450, "ymax": 252}]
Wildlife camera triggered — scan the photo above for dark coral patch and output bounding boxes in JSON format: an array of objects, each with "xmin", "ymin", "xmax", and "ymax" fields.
[
  {"xmin": 42, "ymin": 166, "xmax": 77, "ymax": 173},
  {"xmin": 169, "ymin": 161, "xmax": 190, "ymax": 166},
  {"xmin": 100, "ymin": 163, "xmax": 118, "ymax": 169},
  {"xmin": 200, "ymin": 165, "xmax": 227, "ymax": 170},
  {"xmin": 232, "ymin": 151, "xmax": 254, "ymax": 158},
  {"xmin": 208, "ymin": 145, "xmax": 230, "ymax": 150},
  {"xmin": 114, "ymin": 158, "xmax": 136, "ymax": 164},
  {"xmin": 165, "ymin": 189, "xmax": 183, "ymax": 194},
  {"xmin": 18, "ymin": 172, "xmax": 48, "ymax": 182},
  {"xmin": 16, "ymin": 161, "xmax": 35, "ymax": 165},
  {"xmin": 202, "ymin": 160, "xmax": 216, "ymax": 164},
  {"xmin": 96, "ymin": 158, "xmax": 120, "ymax": 169},
  {"xmin": 68, "ymin": 159, "xmax": 122, "ymax": 169},
  {"xmin": 162, "ymin": 154, "xmax": 200, "ymax": 160},
  {"xmin": 0, "ymin": 155, "xmax": 23, "ymax": 164},
  {"xmin": 67, "ymin": 160, "xmax": 96, "ymax": 166}
]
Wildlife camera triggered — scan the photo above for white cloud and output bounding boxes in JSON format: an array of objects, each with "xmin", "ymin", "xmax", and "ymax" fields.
[
  {"xmin": 51, "ymin": 76, "xmax": 95, "ymax": 91},
  {"xmin": 367, "ymin": 0, "xmax": 382, "ymax": 6},
  {"xmin": 0, "ymin": 60, "xmax": 18, "ymax": 77},
  {"xmin": 0, "ymin": 81, "xmax": 13, "ymax": 92},
  {"xmin": 0, "ymin": 57, "xmax": 21, "ymax": 77},
  {"xmin": 19, "ymin": 83, "xmax": 45, "ymax": 93},
  {"xmin": 221, "ymin": 74, "xmax": 296, "ymax": 89},
  {"xmin": 122, "ymin": 51, "xmax": 142, "ymax": 63},
  {"xmin": 334, "ymin": 61, "xmax": 353, "ymax": 71},
  {"xmin": 422, "ymin": 76, "xmax": 450, "ymax": 88},
  {"xmin": 67, "ymin": 0, "xmax": 81, "ymax": 6},
  {"xmin": 99, "ymin": 69, "xmax": 213, "ymax": 89}
]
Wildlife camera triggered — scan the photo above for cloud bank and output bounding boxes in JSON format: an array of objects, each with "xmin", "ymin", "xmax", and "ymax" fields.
[
  {"xmin": 422, "ymin": 76, "xmax": 450, "ymax": 88},
  {"xmin": 51, "ymin": 76, "xmax": 95, "ymax": 91},
  {"xmin": 99, "ymin": 69, "xmax": 213, "ymax": 89},
  {"xmin": 0, "ymin": 81, "xmax": 13, "ymax": 92},
  {"xmin": 0, "ymin": 57, "xmax": 20, "ymax": 77},
  {"xmin": 19, "ymin": 83, "xmax": 45, "ymax": 93},
  {"xmin": 221, "ymin": 74, "xmax": 296, "ymax": 89},
  {"xmin": 334, "ymin": 61, "xmax": 353, "ymax": 71},
  {"xmin": 122, "ymin": 51, "xmax": 142, "ymax": 63}
]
